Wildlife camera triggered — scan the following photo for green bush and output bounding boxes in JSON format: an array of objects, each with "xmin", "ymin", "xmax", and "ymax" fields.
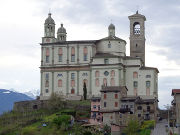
[
  {"xmin": 53, "ymin": 115, "xmax": 71, "ymax": 128},
  {"xmin": 139, "ymin": 128, "xmax": 151, "ymax": 135},
  {"xmin": 141, "ymin": 120, "xmax": 155, "ymax": 130},
  {"xmin": 123, "ymin": 120, "xmax": 140, "ymax": 135}
]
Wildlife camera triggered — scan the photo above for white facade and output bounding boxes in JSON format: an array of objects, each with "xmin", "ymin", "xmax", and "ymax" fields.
[{"xmin": 40, "ymin": 12, "xmax": 159, "ymax": 100}]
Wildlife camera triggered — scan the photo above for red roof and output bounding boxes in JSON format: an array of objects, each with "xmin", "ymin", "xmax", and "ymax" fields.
[{"xmin": 172, "ymin": 89, "xmax": 180, "ymax": 95}]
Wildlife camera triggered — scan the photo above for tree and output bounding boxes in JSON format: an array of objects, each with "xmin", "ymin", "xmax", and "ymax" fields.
[
  {"xmin": 48, "ymin": 93, "xmax": 64, "ymax": 111},
  {"xmin": 103, "ymin": 124, "xmax": 111, "ymax": 135},
  {"xmin": 83, "ymin": 82, "xmax": 87, "ymax": 100},
  {"xmin": 123, "ymin": 119, "xmax": 140, "ymax": 135}
]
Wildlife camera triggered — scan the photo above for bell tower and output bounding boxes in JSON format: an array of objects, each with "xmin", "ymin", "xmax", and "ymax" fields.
[
  {"xmin": 42, "ymin": 13, "xmax": 56, "ymax": 43},
  {"xmin": 128, "ymin": 11, "xmax": 146, "ymax": 65}
]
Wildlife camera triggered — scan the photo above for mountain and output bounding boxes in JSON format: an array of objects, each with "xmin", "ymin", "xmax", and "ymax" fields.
[
  {"xmin": 0, "ymin": 89, "xmax": 33, "ymax": 115},
  {"xmin": 23, "ymin": 89, "xmax": 40, "ymax": 99}
]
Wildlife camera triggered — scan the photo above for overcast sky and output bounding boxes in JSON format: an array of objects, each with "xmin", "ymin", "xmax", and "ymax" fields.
[{"xmin": 0, "ymin": 0, "xmax": 180, "ymax": 108}]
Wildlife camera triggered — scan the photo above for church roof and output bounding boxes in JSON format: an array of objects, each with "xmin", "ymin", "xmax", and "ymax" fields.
[
  {"xmin": 172, "ymin": 89, "xmax": 180, "ymax": 95},
  {"xmin": 108, "ymin": 23, "xmax": 115, "ymax": 29},
  {"xmin": 45, "ymin": 13, "xmax": 55, "ymax": 24},
  {"xmin": 139, "ymin": 66, "xmax": 159, "ymax": 73},
  {"xmin": 99, "ymin": 36, "xmax": 126, "ymax": 43},
  {"xmin": 57, "ymin": 24, "xmax": 66, "ymax": 33},
  {"xmin": 128, "ymin": 11, "xmax": 146, "ymax": 21}
]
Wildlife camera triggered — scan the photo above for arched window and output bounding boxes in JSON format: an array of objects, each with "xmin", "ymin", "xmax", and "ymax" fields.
[
  {"xmin": 133, "ymin": 72, "xmax": 138, "ymax": 78},
  {"xmin": 134, "ymin": 88, "xmax": 137, "ymax": 96},
  {"xmin": 103, "ymin": 78, "xmax": 107, "ymax": 86},
  {"xmin": 95, "ymin": 78, "xmax": 99, "ymax": 87},
  {"xmin": 58, "ymin": 79, "xmax": 62, "ymax": 87},
  {"xmin": 133, "ymin": 22, "xmax": 140, "ymax": 35},
  {"xmin": 111, "ymin": 70, "xmax": 115, "ymax": 77},
  {"xmin": 83, "ymin": 79, "xmax": 88, "ymax": 86},
  {"xmin": 146, "ymin": 88, "xmax": 150, "ymax": 96},
  {"xmin": 71, "ymin": 80, "xmax": 75, "ymax": 87},
  {"xmin": 83, "ymin": 47, "xmax": 88, "ymax": 61},
  {"xmin": 71, "ymin": 47, "xmax": 75, "ymax": 62},
  {"xmin": 58, "ymin": 48, "xmax": 63, "ymax": 62},
  {"xmin": 95, "ymin": 71, "xmax": 100, "ymax": 77},
  {"xmin": 111, "ymin": 78, "xmax": 115, "ymax": 86}
]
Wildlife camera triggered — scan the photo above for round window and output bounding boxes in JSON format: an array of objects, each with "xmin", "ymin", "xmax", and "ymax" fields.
[{"xmin": 104, "ymin": 71, "xmax": 109, "ymax": 76}]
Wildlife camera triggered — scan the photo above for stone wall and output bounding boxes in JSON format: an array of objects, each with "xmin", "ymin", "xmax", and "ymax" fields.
[{"xmin": 13, "ymin": 99, "xmax": 90, "ymax": 112}]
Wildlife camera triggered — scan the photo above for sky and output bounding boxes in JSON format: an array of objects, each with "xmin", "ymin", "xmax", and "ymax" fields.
[{"xmin": 0, "ymin": 0, "xmax": 180, "ymax": 109}]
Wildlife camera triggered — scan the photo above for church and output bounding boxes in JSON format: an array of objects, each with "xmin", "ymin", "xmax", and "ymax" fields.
[{"xmin": 39, "ymin": 11, "xmax": 159, "ymax": 100}]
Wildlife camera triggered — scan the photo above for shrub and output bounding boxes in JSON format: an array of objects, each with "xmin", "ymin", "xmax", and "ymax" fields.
[
  {"xmin": 141, "ymin": 120, "xmax": 155, "ymax": 130},
  {"xmin": 53, "ymin": 115, "xmax": 71, "ymax": 128},
  {"xmin": 123, "ymin": 119, "xmax": 140, "ymax": 135}
]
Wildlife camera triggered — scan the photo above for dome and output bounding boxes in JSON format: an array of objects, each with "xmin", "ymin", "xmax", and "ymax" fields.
[
  {"xmin": 45, "ymin": 13, "xmax": 55, "ymax": 24},
  {"xmin": 57, "ymin": 24, "xmax": 66, "ymax": 33},
  {"xmin": 108, "ymin": 23, "xmax": 115, "ymax": 29}
]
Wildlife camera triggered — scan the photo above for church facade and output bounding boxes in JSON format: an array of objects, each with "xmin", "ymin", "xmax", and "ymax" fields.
[{"xmin": 40, "ymin": 12, "xmax": 159, "ymax": 100}]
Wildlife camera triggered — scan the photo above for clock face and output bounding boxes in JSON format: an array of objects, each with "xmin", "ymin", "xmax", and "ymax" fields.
[{"xmin": 104, "ymin": 71, "xmax": 109, "ymax": 76}]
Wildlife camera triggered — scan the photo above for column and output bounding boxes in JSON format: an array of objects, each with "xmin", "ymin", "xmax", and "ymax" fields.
[
  {"xmin": 123, "ymin": 68, "xmax": 126, "ymax": 85},
  {"xmin": 66, "ymin": 71, "xmax": 69, "ymax": 95},
  {"xmin": 41, "ymin": 47, "xmax": 43, "ymax": 66},
  {"xmin": 40, "ymin": 71, "xmax": 43, "ymax": 96},
  {"xmin": 77, "ymin": 71, "xmax": 79, "ymax": 95},
  {"xmin": 52, "ymin": 72, "xmax": 54, "ymax": 94},
  {"xmin": 67, "ymin": 44, "xmax": 69, "ymax": 65},
  {"xmin": 118, "ymin": 68, "xmax": 121, "ymax": 86},
  {"xmin": 77, "ymin": 45, "xmax": 79, "ymax": 64},
  {"xmin": 52, "ymin": 46, "xmax": 54, "ymax": 65},
  {"xmin": 90, "ymin": 70, "xmax": 92, "ymax": 95}
]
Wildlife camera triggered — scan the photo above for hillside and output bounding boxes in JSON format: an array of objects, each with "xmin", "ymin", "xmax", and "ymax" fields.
[
  {"xmin": 0, "ymin": 99, "xmax": 103, "ymax": 135},
  {"xmin": 0, "ymin": 89, "xmax": 33, "ymax": 114}
]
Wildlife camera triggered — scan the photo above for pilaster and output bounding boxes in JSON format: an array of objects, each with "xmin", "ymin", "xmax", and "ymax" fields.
[
  {"xmin": 77, "ymin": 71, "xmax": 79, "ymax": 95},
  {"xmin": 77, "ymin": 45, "xmax": 80, "ymax": 64},
  {"xmin": 66, "ymin": 71, "xmax": 69, "ymax": 95},
  {"xmin": 67, "ymin": 44, "xmax": 69, "ymax": 65}
]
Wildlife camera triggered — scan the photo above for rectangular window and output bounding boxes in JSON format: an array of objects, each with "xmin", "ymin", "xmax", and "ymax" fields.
[
  {"xmin": 45, "ymin": 73, "xmax": 49, "ymax": 80},
  {"xmin": 46, "ymin": 56, "xmax": 49, "ymax": 63},
  {"xmin": 59, "ymin": 55, "xmax": 62, "ymax": 62},
  {"xmin": 104, "ymin": 94, "xmax": 107, "ymax": 99},
  {"xmin": 71, "ymin": 55, "xmax": 75, "ymax": 62},
  {"xmin": 98, "ymin": 105, "xmax": 100, "ymax": 110},
  {"xmin": 93, "ymin": 105, "xmax": 96, "ymax": 109},
  {"xmin": 45, "ymin": 89, "xmax": 49, "ymax": 93},
  {"xmin": 115, "ymin": 93, "xmax": 118, "ymax": 99},
  {"xmin": 104, "ymin": 59, "xmax": 109, "ymax": 64},
  {"xmin": 138, "ymin": 114, "xmax": 141, "ymax": 117},
  {"xmin": 133, "ymin": 81, "xmax": 138, "ymax": 88},
  {"xmin": 146, "ymin": 81, "xmax": 150, "ymax": 88},
  {"xmin": 104, "ymin": 102, "xmax": 106, "ymax": 107},
  {"xmin": 115, "ymin": 102, "xmax": 118, "ymax": 107},
  {"xmin": 71, "ymin": 80, "xmax": 75, "ymax": 87},
  {"xmin": 45, "ymin": 80, "xmax": 49, "ymax": 87},
  {"xmin": 146, "ymin": 75, "xmax": 151, "ymax": 78},
  {"xmin": 84, "ymin": 54, "xmax": 87, "ymax": 61},
  {"xmin": 71, "ymin": 73, "xmax": 75, "ymax": 79},
  {"xmin": 147, "ymin": 106, "xmax": 150, "ymax": 111},
  {"xmin": 137, "ymin": 106, "xmax": 142, "ymax": 110}
]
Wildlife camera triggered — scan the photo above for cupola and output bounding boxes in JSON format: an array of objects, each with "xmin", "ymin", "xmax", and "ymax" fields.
[
  {"xmin": 44, "ymin": 13, "xmax": 55, "ymax": 37},
  {"xmin": 57, "ymin": 24, "xmax": 67, "ymax": 41}
]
